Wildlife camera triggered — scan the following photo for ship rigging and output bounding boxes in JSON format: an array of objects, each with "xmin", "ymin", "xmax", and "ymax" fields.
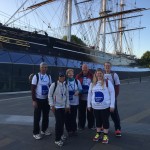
[{"xmin": 0, "ymin": 0, "xmax": 148, "ymax": 59}]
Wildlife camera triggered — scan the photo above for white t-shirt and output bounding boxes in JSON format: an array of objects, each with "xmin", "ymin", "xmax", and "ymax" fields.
[
  {"xmin": 81, "ymin": 77, "xmax": 92, "ymax": 100},
  {"xmin": 104, "ymin": 72, "xmax": 120, "ymax": 86},
  {"xmin": 32, "ymin": 73, "xmax": 52, "ymax": 99}
]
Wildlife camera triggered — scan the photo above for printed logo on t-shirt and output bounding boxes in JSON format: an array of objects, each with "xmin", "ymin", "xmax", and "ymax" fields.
[
  {"xmin": 95, "ymin": 91, "xmax": 104, "ymax": 103},
  {"xmin": 82, "ymin": 85, "xmax": 89, "ymax": 94},
  {"xmin": 82, "ymin": 77, "xmax": 90, "ymax": 94},
  {"xmin": 69, "ymin": 90, "xmax": 75, "ymax": 101},
  {"xmin": 41, "ymin": 85, "xmax": 48, "ymax": 95}
]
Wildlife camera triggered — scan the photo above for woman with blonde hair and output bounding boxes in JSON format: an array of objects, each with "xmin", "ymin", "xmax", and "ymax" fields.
[{"xmin": 87, "ymin": 68, "xmax": 115, "ymax": 144}]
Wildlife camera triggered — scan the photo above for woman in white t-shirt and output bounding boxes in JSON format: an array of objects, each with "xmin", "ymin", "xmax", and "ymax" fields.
[{"xmin": 87, "ymin": 68, "xmax": 115, "ymax": 144}]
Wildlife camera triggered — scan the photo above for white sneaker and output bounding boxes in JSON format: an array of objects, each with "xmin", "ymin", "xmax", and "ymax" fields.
[
  {"xmin": 41, "ymin": 129, "xmax": 52, "ymax": 136},
  {"xmin": 55, "ymin": 140, "xmax": 63, "ymax": 147},
  {"xmin": 33, "ymin": 134, "xmax": 42, "ymax": 140},
  {"xmin": 61, "ymin": 135, "xmax": 67, "ymax": 141}
]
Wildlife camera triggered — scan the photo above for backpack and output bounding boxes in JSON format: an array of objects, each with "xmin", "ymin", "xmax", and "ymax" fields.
[
  {"xmin": 29, "ymin": 73, "xmax": 51, "ymax": 85},
  {"xmin": 29, "ymin": 73, "xmax": 39, "ymax": 85}
]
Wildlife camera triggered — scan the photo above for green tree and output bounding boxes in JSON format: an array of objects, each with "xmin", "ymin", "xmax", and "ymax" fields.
[
  {"xmin": 139, "ymin": 51, "xmax": 150, "ymax": 67},
  {"xmin": 62, "ymin": 35, "xmax": 86, "ymax": 46}
]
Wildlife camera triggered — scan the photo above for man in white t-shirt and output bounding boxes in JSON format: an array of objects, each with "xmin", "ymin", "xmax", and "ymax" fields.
[
  {"xmin": 31, "ymin": 62, "xmax": 52, "ymax": 140},
  {"xmin": 76, "ymin": 64, "xmax": 95, "ymax": 130},
  {"xmin": 104, "ymin": 62, "xmax": 121, "ymax": 137}
]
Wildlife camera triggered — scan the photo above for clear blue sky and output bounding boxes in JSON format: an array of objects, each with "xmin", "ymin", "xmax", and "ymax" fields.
[
  {"xmin": 0, "ymin": 0, "xmax": 150, "ymax": 58},
  {"xmin": 134, "ymin": 0, "xmax": 150, "ymax": 58}
]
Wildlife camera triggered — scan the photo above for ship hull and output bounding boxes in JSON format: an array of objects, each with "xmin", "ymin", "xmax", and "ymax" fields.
[{"xmin": 0, "ymin": 25, "xmax": 150, "ymax": 92}]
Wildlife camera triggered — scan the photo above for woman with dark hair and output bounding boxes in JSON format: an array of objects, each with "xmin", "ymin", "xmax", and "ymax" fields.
[{"xmin": 87, "ymin": 68, "xmax": 115, "ymax": 144}]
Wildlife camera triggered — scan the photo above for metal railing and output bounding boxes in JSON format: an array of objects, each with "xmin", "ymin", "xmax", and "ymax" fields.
[{"xmin": 121, "ymin": 76, "xmax": 150, "ymax": 84}]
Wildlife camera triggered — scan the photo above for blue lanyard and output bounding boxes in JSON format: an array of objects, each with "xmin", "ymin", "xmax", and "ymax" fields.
[
  {"xmin": 60, "ymin": 85, "xmax": 64, "ymax": 98},
  {"xmin": 68, "ymin": 80, "xmax": 75, "ymax": 91},
  {"xmin": 40, "ymin": 74, "xmax": 46, "ymax": 81}
]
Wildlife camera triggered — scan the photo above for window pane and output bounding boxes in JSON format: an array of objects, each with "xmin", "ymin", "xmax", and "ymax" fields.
[
  {"xmin": 0, "ymin": 51, "xmax": 11, "ymax": 63},
  {"xmin": 9, "ymin": 52, "xmax": 33, "ymax": 64}
]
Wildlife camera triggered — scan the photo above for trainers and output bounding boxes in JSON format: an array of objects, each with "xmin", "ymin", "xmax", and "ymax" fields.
[
  {"xmin": 78, "ymin": 127, "xmax": 84, "ymax": 131},
  {"xmin": 33, "ymin": 134, "xmax": 42, "ymax": 140},
  {"xmin": 61, "ymin": 135, "xmax": 67, "ymax": 141},
  {"xmin": 115, "ymin": 129, "xmax": 121, "ymax": 137},
  {"xmin": 100, "ymin": 128, "xmax": 104, "ymax": 133},
  {"xmin": 55, "ymin": 140, "xmax": 63, "ymax": 147},
  {"xmin": 102, "ymin": 134, "xmax": 109, "ymax": 144},
  {"xmin": 41, "ymin": 129, "xmax": 52, "ymax": 136},
  {"xmin": 89, "ymin": 126, "xmax": 96, "ymax": 130},
  {"xmin": 93, "ymin": 133, "xmax": 101, "ymax": 141}
]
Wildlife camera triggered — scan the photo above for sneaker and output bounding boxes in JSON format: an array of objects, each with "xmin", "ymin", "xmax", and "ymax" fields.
[
  {"xmin": 78, "ymin": 127, "xmax": 84, "ymax": 131},
  {"xmin": 33, "ymin": 134, "xmax": 42, "ymax": 140},
  {"xmin": 100, "ymin": 128, "xmax": 104, "ymax": 133},
  {"xmin": 41, "ymin": 129, "xmax": 52, "ymax": 136},
  {"xmin": 93, "ymin": 133, "xmax": 101, "ymax": 141},
  {"xmin": 61, "ymin": 135, "xmax": 67, "ymax": 141},
  {"xmin": 55, "ymin": 140, "xmax": 63, "ymax": 147},
  {"xmin": 102, "ymin": 134, "xmax": 109, "ymax": 144},
  {"xmin": 89, "ymin": 127, "xmax": 96, "ymax": 130},
  {"xmin": 115, "ymin": 129, "xmax": 121, "ymax": 137}
]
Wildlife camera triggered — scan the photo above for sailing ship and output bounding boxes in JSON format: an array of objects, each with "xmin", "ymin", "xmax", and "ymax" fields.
[{"xmin": 0, "ymin": 0, "xmax": 149, "ymax": 92}]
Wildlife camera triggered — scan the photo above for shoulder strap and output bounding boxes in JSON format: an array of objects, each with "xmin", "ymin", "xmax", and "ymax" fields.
[
  {"xmin": 36, "ymin": 73, "xmax": 39, "ymax": 85},
  {"xmin": 75, "ymin": 79, "xmax": 78, "ymax": 87},
  {"xmin": 52, "ymin": 81, "xmax": 57, "ymax": 97},
  {"xmin": 47, "ymin": 74, "xmax": 52, "ymax": 86},
  {"xmin": 111, "ymin": 72, "xmax": 115, "ymax": 85},
  {"xmin": 106, "ymin": 79, "xmax": 108, "ymax": 87},
  {"xmin": 47, "ymin": 74, "xmax": 50, "ymax": 80}
]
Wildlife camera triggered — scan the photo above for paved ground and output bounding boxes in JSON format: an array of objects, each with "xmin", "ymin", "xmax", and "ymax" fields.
[{"xmin": 0, "ymin": 79, "xmax": 150, "ymax": 150}]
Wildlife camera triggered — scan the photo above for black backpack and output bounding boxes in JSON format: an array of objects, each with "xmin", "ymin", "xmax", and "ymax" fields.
[
  {"xmin": 29, "ymin": 73, "xmax": 51, "ymax": 85},
  {"xmin": 29, "ymin": 73, "xmax": 38, "ymax": 84}
]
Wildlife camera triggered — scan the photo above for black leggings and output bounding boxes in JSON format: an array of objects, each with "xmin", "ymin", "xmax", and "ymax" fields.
[
  {"xmin": 33, "ymin": 99, "xmax": 50, "ymax": 135},
  {"xmin": 94, "ymin": 108, "xmax": 110, "ymax": 129},
  {"xmin": 65, "ymin": 105, "xmax": 78, "ymax": 132},
  {"xmin": 55, "ymin": 108, "xmax": 65, "ymax": 141},
  {"xmin": 111, "ymin": 100, "xmax": 121, "ymax": 130},
  {"xmin": 78, "ymin": 100, "xmax": 95, "ymax": 129}
]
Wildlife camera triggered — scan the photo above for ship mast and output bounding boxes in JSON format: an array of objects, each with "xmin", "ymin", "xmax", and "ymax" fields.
[
  {"xmin": 100, "ymin": 0, "xmax": 107, "ymax": 53},
  {"xmin": 72, "ymin": 0, "xmax": 146, "ymax": 56},
  {"xmin": 66, "ymin": 0, "xmax": 72, "ymax": 42},
  {"xmin": 119, "ymin": 0, "xmax": 125, "ymax": 54},
  {"xmin": 4, "ymin": 0, "xmax": 146, "ymax": 56}
]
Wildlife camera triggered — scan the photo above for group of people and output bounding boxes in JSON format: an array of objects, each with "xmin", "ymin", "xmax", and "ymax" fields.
[{"xmin": 31, "ymin": 61, "xmax": 121, "ymax": 147}]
